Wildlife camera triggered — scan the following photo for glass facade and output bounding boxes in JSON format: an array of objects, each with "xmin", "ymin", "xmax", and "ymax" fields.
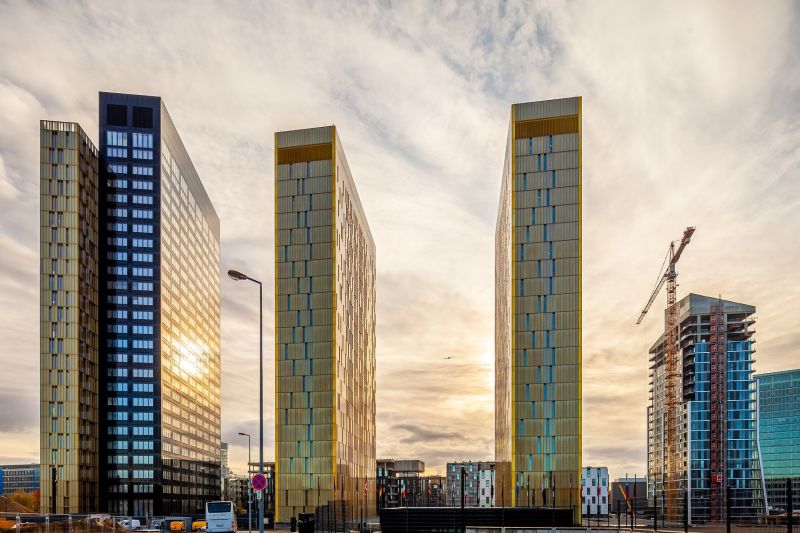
[
  {"xmin": 756, "ymin": 370, "xmax": 800, "ymax": 512},
  {"xmin": 275, "ymin": 126, "xmax": 376, "ymax": 522},
  {"xmin": 495, "ymin": 97, "xmax": 582, "ymax": 521},
  {"xmin": 647, "ymin": 294, "xmax": 765, "ymax": 523},
  {"xmin": 39, "ymin": 121, "xmax": 100, "ymax": 513},
  {"xmin": 98, "ymin": 93, "xmax": 221, "ymax": 516},
  {"xmin": 0, "ymin": 464, "xmax": 42, "ymax": 494}
]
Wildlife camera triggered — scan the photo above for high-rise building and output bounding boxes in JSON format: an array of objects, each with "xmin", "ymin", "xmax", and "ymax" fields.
[
  {"xmin": 98, "ymin": 92, "xmax": 221, "ymax": 516},
  {"xmin": 40, "ymin": 121, "xmax": 100, "ymax": 514},
  {"xmin": 39, "ymin": 93, "xmax": 222, "ymax": 516},
  {"xmin": 581, "ymin": 467, "xmax": 608, "ymax": 516},
  {"xmin": 221, "ymin": 442, "xmax": 230, "ymax": 498},
  {"xmin": 221, "ymin": 442, "xmax": 230, "ymax": 478},
  {"xmin": 274, "ymin": 126, "xmax": 376, "ymax": 523},
  {"xmin": 445, "ymin": 461, "xmax": 496, "ymax": 508},
  {"xmin": 756, "ymin": 369, "xmax": 800, "ymax": 512},
  {"xmin": 647, "ymin": 294, "xmax": 765, "ymax": 523},
  {"xmin": 494, "ymin": 97, "xmax": 582, "ymax": 520}
]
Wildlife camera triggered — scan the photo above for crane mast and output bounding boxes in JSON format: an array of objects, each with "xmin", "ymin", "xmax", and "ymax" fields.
[{"xmin": 637, "ymin": 226, "xmax": 695, "ymax": 522}]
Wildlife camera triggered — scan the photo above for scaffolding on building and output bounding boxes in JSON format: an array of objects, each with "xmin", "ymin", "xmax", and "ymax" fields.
[{"xmin": 637, "ymin": 227, "xmax": 695, "ymax": 522}]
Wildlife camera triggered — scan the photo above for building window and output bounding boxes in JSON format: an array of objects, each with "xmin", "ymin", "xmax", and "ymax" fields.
[
  {"xmin": 132, "ymin": 195, "xmax": 153, "ymax": 205},
  {"xmin": 132, "ymin": 224, "xmax": 153, "ymax": 234},
  {"xmin": 132, "ymin": 133, "xmax": 153, "ymax": 149},
  {"xmin": 107, "ymin": 104, "xmax": 127, "ymax": 126},
  {"xmin": 132, "ymin": 107, "xmax": 153, "ymax": 128},
  {"xmin": 107, "ymin": 131, "xmax": 127, "ymax": 147},
  {"xmin": 132, "ymin": 166, "xmax": 153, "ymax": 176}
]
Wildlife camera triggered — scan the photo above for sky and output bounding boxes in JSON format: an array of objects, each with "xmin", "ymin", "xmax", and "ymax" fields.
[{"xmin": 0, "ymin": 0, "xmax": 798, "ymax": 481}]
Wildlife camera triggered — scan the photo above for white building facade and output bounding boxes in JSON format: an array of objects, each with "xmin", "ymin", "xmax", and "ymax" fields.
[{"xmin": 582, "ymin": 466, "xmax": 609, "ymax": 516}]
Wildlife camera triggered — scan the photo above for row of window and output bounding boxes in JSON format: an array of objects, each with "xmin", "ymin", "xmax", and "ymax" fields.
[
  {"xmin": 107, "ymin": 469, "xmax": 154, "ymax": 479},
  {"xmin": 107, "ymin": 208, "xmax": 154, "ymax": 219},
  {"xmin": 107, "ymin": 398, "xmax": 155, "ymax": 410},
  {"xmin": 106, "ymin": 237, "xmax": 153, "ymax": 248},
  {"xmin": 108, "ymin": 178, "xmax": 155, "ymax": 190},
  {"xmin": 108, "ymin": 440, "xmax": 155, "ymax": 450},
  {"xmin": 108, "ymin": 410, "xmax": 156, "ymax": 423},
  {"xmin": 107, "ymin": 295, "xmax": 155, "ymax": 305},
  {"xmin": 107, "ymin": 455, "xmax": 155, "ymax": 464},
  {"xmin": 107, "ymin": 339, "xmax": 155, "ymax": 348},
  {"xmin": 107, "ymin": 131, "xmax": 128, "ymax": 147},
  {"xmin": 108, "ymin": 223, "xmax": 155, "ymax": 233},
  {"xmin": 107, "ymin": 310, "xmax": 154, "ymax": 320},
  {"xmin": 107, "ymin": 148, "xmax": 155, "ymax": 160},
  {"xmin": 107, "ymin": 194, "xmax": 155, "ymax": 205},
  {"xmin": 108, "ymin": 426, "xmax": 153, "ymax": 437},
  {"xmin": 108, "ymin": 353, "xmax": 155, "ymax": 364},
  {"xmin": 107, "ymin": 324, "xmax": 154, "ymax": 334},
  {"xmin": 107, "ymin": 267, "xmax": 155, "ymax": 277},
  {"xmin": 107, "ymin": 281, "xmax": 154, "ymax": 290},
  {"xmin": 107, "ymin": 382, "xmax": 155, "ymax": 392},
  {"xmin": 108, "ymin": 368, "xmax": 155, "ymax": 378}
]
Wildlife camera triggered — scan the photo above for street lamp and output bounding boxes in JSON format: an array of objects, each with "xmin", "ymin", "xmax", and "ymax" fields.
[
  {"xmin": 228, "ymin": 269, "xmax": 264, "ymax": 533},
  {"xmin": 238, "ymin": 432, "xmax": 252, "ymax": 532}
]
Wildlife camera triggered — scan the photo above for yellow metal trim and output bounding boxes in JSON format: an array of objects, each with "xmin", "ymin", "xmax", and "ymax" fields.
[
  {"xmin": 510, "ymin": 104, "xmax": 516, "ymax": 507},
  {"xmin": 273, "ymin": 130, "xmax": 280, "ymax": 522},
  {"xmin": 576, "ymin": 96, "xmax": 583, "ymax": 523},
  {"xmin": 276, "ymin": 142, "xmax": 333, "ymax": 165},
  {"xmin": 514, "ymin": 115, "xmax": 579, "ymax": 138},
  {"xmin": 331, "ymin": 126, "xmax": 338, "ymax": 491}
]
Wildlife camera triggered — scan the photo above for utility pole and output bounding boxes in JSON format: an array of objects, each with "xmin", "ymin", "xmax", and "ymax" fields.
[
  {"xmin": 461, "ymin": 467, "xmax": 466, "ymax": 533},
  {"xmin": 654, "ymin": 492, "xmax": 658, "ymax": 532}
]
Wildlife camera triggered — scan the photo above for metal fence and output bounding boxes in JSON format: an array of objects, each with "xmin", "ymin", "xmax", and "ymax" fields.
[{"xmin": 582, "ymin": 479, "xmax": 796, "ymax": 533}]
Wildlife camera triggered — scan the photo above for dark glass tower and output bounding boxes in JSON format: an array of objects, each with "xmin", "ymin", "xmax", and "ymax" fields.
[{"xmin": 98, "ymin": 93, "xmax": 221, "ymax": 516}]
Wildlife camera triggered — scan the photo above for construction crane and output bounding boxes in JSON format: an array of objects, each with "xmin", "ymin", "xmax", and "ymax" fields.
[{"xmin": 636, "ymin": 226, "xmax": 695, "ymax": 521}]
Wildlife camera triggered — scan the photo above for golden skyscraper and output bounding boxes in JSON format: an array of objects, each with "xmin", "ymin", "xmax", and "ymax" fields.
[
  {"xmin": 274, "ymin": 126, "xmax": 376, "ymax": 523},
  {"xmin": 495, "ymin": 97, "xmax": 582, "ymax": 521},
  {"xmin": 40, "ymin": 121, "xmax": 100, "ymax": 513}
]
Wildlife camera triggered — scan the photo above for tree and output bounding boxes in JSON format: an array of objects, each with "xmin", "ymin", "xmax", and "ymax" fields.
[
  {"xmin": 30, "ymin": 491, "xmax": 41, "ymax": 512},
  {"xmin": 9, "ymin": 490, "xmax": 37, "ymax": 512}
]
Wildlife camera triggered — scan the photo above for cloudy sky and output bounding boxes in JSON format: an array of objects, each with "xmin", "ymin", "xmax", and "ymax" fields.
[{"xmin": 0, "ymin": 1, "xmax": 798, "ymax": 480}]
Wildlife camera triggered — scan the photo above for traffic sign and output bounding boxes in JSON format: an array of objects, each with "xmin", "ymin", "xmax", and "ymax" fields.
[{"xmin": 252, "ymin": 473, "xmax": 267, "ymax": 491}]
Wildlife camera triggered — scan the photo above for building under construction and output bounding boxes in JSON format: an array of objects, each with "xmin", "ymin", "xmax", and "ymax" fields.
[{"xmin": 646, "ymin": 294, "xmax": 766, "ymax": 523}]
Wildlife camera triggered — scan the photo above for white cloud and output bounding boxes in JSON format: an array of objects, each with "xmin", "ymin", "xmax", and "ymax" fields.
[{"xmin": 0, "ymin": 0, "xmax": 797, "ymax": 480}]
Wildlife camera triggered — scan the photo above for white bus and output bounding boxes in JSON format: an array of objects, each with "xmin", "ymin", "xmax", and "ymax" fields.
[{"xmin": 205, "ymin": 501, "xmax": 237, "ymax": 533}]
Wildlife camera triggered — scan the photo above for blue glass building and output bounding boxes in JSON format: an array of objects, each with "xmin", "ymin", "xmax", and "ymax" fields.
[
  {"xmin": 647, "ymin": 294, "xmax": 766, "ymax": 523},
  {"xmin": 99, "ymin": 93, "xmax": 221, "ymax": 516},
  {"xmin": 756, "ymin": 369, "xmax": 800, "ymax": 512}
]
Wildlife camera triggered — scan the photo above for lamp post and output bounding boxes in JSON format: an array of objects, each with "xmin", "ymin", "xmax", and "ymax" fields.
[
  {"xmin": 238, "ymin": 432, "xmax": 252, "ymax": 532},
  {"xmin": 228, "ymin": 270, "xmax": 264, "ymax": 533}
]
